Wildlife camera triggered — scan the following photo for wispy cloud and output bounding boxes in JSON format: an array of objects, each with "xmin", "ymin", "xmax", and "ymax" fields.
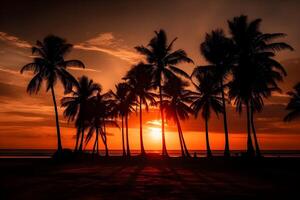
[
  {"xmin": 74, "ymin": 33, "xmax": 142, "ymax": 64},
  {"xmin": 0, "ymin": 32, "xmax": 31, "ymax": 48},
  {"xmin": 68, "ymin": 66, "xmax": 101, "ymax": 73}
]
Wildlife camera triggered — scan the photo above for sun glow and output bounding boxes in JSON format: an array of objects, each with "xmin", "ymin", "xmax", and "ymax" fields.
[{"xmin": 148, "ymin": 127, "xmax": 161, "ymax": 141}]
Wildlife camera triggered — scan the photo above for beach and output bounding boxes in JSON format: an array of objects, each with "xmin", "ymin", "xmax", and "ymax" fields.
[{"xmin": 1, "ymin": 156, "xmax": 299, "ymax": 200}]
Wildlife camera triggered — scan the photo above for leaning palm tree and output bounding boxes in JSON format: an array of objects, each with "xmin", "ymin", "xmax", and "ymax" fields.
[
  {"xmin": 284, "ymin": 82, "xmax": 300, "ymax": 122},
  {"xmin": 20, "ymin": 35, "xmax": 85, "ymax": 153},
  {"xmin": 191, "ymin": 68, "xmax": 223, "ymax": 157},
  {"xmin": 124, "ymin": 63, "xmax": 157, "ymax": 156},
  {"xmin": 135, "ymin": 29, "xmax": 193, "ymax": 156},
  {"xmin": 200, "ymin": 29, "xmax": 235, "ymax": 157},
  {"xmin": 61, "ymin": 76, "xmax": 100, "ymax": 152},
  {"xmin": 110, "ymin": 82, "xmax": 136, "ymax": 157},
  {"xmin": 228, "ymin": 15, "xmax": 293, "ymax": 156},
  {"xmin": 161, "ymin": 77, "xmax": 194, "ymax": 157}
]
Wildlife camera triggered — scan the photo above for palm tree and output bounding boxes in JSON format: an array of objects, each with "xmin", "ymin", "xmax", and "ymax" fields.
[
  {"xmin": 124, "ymin": 63, "xmax": 157, "ymax": 156},
  {"xmin": 284, "ymin": 82, "xmax": 300, "ymax": 122},
  {"xmin": 20, "ymin": 35, "xmax": 85, "ymax": 153},
  {"xmin": 85, "ymin": 92, "xmax": 118, "ymax": 156},
  {"xmin": 61, "ymin": 76, "xmax": 100, "ymax": 152},
  {"xmin": 162, "ymin": 77, "xmax": 194, "ymax": 157},
  {"xmin": 110, "ymin": 83, "xmax": 136, "ymax": 157},
  {"xmin": 135, "ymin": 29, "xmax": 193, "ymax": 156},
  {"xmin": 191, "ymin": 67, "xmax": 223, "ymax": 157},
  {"xmin": 200, "ymin": 29, "xmax": 235, "ymax": 157},
  {"xmin": 228, "ymin": 15, "xmax": 293, "ymax": 156}
]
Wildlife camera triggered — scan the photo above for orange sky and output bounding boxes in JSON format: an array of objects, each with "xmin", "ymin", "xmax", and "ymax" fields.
[{"xmin": 0, "ymin": 0, "xmax": 300, "ymax": 150}]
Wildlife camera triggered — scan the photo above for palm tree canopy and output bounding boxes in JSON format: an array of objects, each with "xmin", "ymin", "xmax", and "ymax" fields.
[
  {"xmin": 191, "ymin": 67, "xmax": 223, "ymax": 120},
  {"xmin": 85, "ymin": 92, "xmax": 119, "ymax": 145},
  {"xmin": 124, "ymin": 62, "xmax": 157, "ymax": 111},
  {"xmin": 20, "ymin": 35, "xmax": 85, "ymax": 94},
  {"xmin": 61, "ymin": 75, "xmax": 101, "ymax": 124},
  {"xmin": 109, "ymin": 82, "xmax": 137, "ymax": 117},
  {"xmin": 200, "ymin": 29, "xmax": 236, "ymax": 79},
  {"xmin": 135, "ymin": 29, "xmax": 193, "ymax": 87},
  {"xmin": 284, "ymin": 82, "xmax": 300, "ymax": 122},
  {"xmin": 161, "ymin": 77, "xmax": 194, "ymax": 121},
  {"xmin": 228, "ymin": 15, "xmax": 293, "ymax": 112}
]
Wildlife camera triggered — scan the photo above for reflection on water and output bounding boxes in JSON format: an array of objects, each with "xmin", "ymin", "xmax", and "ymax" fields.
[{"xmin": 1, "ymin": 149, "xmax": 300, "ymax": 158}]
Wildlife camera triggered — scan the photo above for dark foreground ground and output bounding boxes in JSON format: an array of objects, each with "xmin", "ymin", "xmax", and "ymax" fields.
[{"xmin": 0, "ymin": 156, "xmax": 300, "ymax": 200}]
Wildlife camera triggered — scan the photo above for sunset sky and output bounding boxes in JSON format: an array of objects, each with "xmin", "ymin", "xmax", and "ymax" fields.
[{"xmin": 0, "ymin": 0, "xmax": 300, "ymax": 151}]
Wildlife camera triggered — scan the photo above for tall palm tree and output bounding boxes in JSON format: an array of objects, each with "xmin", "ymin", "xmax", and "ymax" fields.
[
  {"xmin": 61, "ymin": 76, "xmax": 100, "ymax": 152},
  {"xmin": 228, "ymin": 15, "xmax": 293, "ymax": 156},
  {"xmin": 191, "ymin": 67, "xmax": 223, "ymax": 157},
  {"xmin": 161, "ymin": 77, "xmax": 194, "ymax": 157},
  {"xmin": 284, "ymin": 82, "xmax": 300, "ymax": 122},
  {"xmin": 20, "ymin": 35, "xmax": 85, "ymax": 153},
  {"xmin": 110, "ymin": 83, "xmax": 136, "ymax": 157},
  {"xmin": 200, "ymin": 29, "xmax": 235, "ymax": 157},
  {"xmin": 124, "ymin": 63, "xmax": 157, "ymax": 156},
  {"xmin": 135, "ymin": 29, "xmax": 193, "ymax": 156}
]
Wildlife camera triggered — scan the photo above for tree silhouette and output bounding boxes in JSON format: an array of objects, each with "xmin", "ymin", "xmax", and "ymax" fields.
[
  {"xmin": 124, "ymin": 63, "xmax": 157, "ymax": 156},
  {"xmin": 110, "ymin": 83, "xmax": 136, "ymax": 157},
  {"xmin": 191, "ymin": 67, "xmax": 223, "ymax": 157},
  {"xmin": 85, "ymin": 92, "xmax": 118, "ymax": 156},
  {"xmin": 135, "ymin": 29, "xmax": 193, "ymax": 156},
  {"xmin": 200, "ymin": 29, "xmax": 235, "ymax": 157},
  {"xmin": 228, "ymin": 15, "xmax": 293, "ymax": 156},
  {"xmin": 284, "ymin": 82, "xmax": 300, "ymax": 122},
  {"xmin": 161, "ymin": 77, "xmax": 194, "ymax": 157},
  {"xmin": 20, "ymin": 35, "xmax": 84, "ymax": 153},
  {"xmin": 61, "ymin": 76, "xmax": 100, "ymax": 152}
]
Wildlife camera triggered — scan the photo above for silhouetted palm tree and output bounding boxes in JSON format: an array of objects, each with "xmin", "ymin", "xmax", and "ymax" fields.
[
  {"xmin": 110, "ymin": 83, "xmax": 136, "ymax": 157},
  {"xmin": 228, "ymin": 15, "xmax": 293, "ymax": 156},
  {"xmin": 85, "ymin": 92, "xmax": 118, "ymax": 156},
  {"xmin": 162, "ymin": 77, "xmax": 194, "ymax": 157},
  {"xmin": 61, "ymin": 76, "xmax": 100, "ymax": 152},
  {"xmin": 135, "ymin": 29, "xmax": 193, "ymax": 156},
  {"xmin": 20, "ymin": 35, "xmax": 84, "ymax": 153},
  {"xmin": 200, "ymin": 29, "xmax": 235, "ymax": 157},
  {"xmin": 191, "ymin": 67, "xmax": 223, "ymax": 157},
  {"xmin": 284, "ymin": 82, "xmax": 300, "ymax": 122},
  {"xmin": 124, "ymin": 63, "xmax": 157, "ymax": 156}
]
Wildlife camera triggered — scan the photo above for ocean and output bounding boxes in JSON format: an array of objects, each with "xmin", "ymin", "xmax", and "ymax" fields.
[{"xmin": 1, "ymin": 149, "xmax": 300, "ymax": 158}]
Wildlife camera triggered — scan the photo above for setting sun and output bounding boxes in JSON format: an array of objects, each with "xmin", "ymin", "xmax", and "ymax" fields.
[{"xmin": 148, "ymin": 127, "xmax": 161, "ymax": 141}]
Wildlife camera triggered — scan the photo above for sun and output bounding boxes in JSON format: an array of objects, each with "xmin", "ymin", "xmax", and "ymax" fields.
[{"xmin": 149, "ymin": 127, "xmax": 161, "ymax": 141}]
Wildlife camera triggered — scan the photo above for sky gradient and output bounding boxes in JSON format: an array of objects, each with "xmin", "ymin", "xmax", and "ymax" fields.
[{"xmin": 0, "ymin": 0, "xmax": 300, "ymax": 150}]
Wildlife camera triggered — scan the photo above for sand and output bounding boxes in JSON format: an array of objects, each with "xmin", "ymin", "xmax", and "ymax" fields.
[{"xmin": 0, "ymin": 156, "xmax": 299, "ymax": 200}]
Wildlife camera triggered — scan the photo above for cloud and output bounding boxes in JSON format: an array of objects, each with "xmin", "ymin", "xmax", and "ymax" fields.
[
  {"xmin": 74, "ymin": 33, "xmax": 142, "ymax": 64},
  {"xmin": 0, "ymin": 32, "xmax": 31, "ymax": 48}
]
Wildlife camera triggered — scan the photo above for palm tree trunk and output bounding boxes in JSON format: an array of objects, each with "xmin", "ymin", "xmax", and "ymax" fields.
[
  {"xmin": 125, "ymin": 114, "xmax": 131, "ymax": 157},
  {"xmin": 175, "ymin": 115, "xmax": 185, "ymax": 157},
  {"xmin": 121, "ymin": 116, "xmax": 126, "ymax": 156},
  {"xmin": 78, "ymin": 128, "xmax": 84, "ymax": 152},
  {"xmin": 159, "ymin": 83, "xmax": 168, "ymax": 157},
  {"xmin": 205, "ymin": 117, "xmax": 212, "ymax": 157},
  {"xmin": 220, "ymin": 80, "xmax": 230, "ymax": 157},
  {"xmin": 74, "ymin": 127, "xmax": 80, "ymax": 152},
  {"xmin": 92, "ymin": 132, "xmax": 97, "ymax": 155},
  {"xmin": 246, "ymin": 101, "xmax": 255, "ymax": 157},
  {"xmin": 96, "ymin": 127, "xmax": 99, "ymax": 155},
  {"xmin": 103, "ymin": 122, "xmax": 109, "ymax": 157},
  {"xmin": 250, "ymin": 102, "xmax": 261, "ymax": 157},
  {"xmin": 180, "ymin": 130, "xmax": 190, "ymax": 157},
  {"xmin": 174, "ymin": 111, "xmax": 189, "ymax": 157},
  {"xmin": 50, "ymin": 85, "xmax": 62, "ymax": 152},
  {"xmin": 139, "ymin": 96, "xmax": 146, "ymax": 156}
]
